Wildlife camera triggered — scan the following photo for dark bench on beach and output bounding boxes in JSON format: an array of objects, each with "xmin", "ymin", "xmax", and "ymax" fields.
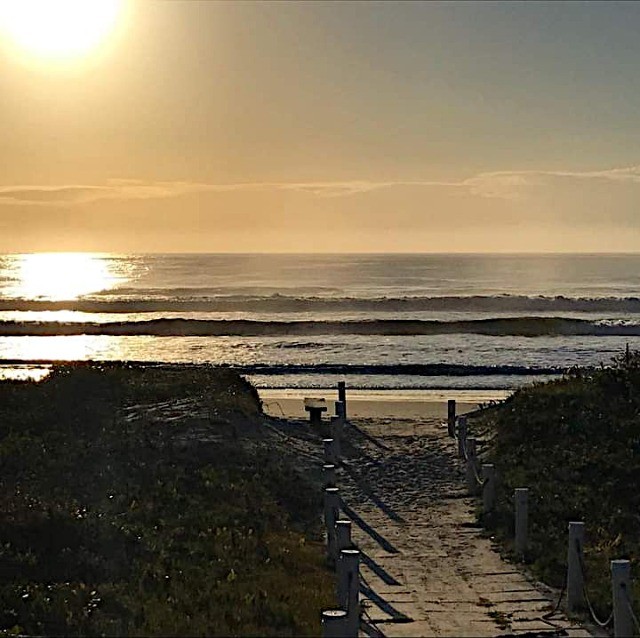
[{"xmin": 304, "ymin": 398, "xmax": 327, "ymax": 426}]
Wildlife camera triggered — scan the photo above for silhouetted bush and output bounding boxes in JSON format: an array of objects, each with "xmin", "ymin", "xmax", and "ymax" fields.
[
  {"xmin": 0, "ymin": 363, "xmax": 332, "ymax": 636},
  {"xmin": 476, "ymin": 350, "xmax": 640, "ymax": 621}
]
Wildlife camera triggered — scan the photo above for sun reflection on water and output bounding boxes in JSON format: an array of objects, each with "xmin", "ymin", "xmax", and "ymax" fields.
[
  {"xmin": 7, "ymin": 253, "xmax": 128, "ymax": 301},
  {"xmin": 0, "ymin": 335, "xmax": 117, "ymax": 362}
]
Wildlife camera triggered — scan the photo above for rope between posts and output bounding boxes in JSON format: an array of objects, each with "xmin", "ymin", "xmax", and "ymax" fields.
[
  {"xmin": 622, "ymin": 584, "xmax": 640, "ymax": 634},
  {"xmin": 463, "ymin": 439, "xmax": 486, "ymax": 487},
  {"xmin": 542, "ymin": 574, "xmax": 567, "ymax": 620},
  {"xmin": 461, "ymin": 436, "xmax": 470, "ymax": 462},
  {"xmin": 471, "ymin": 462, "xmax": 486, "ymax": 487},
  {"xmin": 576, "ymin": 540, "xmax": 614, "ymax": 628},
  {"xmin": 262, "ymin": 400, "xmax": 287, "ymax": 417},
  {"xmin": 458, "ymin": 424, "xmax": 487, "ymax": 487}
]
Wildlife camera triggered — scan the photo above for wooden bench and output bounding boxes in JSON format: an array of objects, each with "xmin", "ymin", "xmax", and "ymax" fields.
[{"xmin": 304, "ymin": 398, "xmax": 327, "ymax": 426}]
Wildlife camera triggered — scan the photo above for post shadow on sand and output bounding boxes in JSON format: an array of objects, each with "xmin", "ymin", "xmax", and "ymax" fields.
[
  {"xmin": 360, "ymin": 617, "xmax": 386, "ymax": 638},
  {"xmin": 341, "ymin": 502, "xmax": 399, "ymax": 554},
  {"xmin": 342, "ymin": 462, "xmax": 406, "ymax": 524},
  {"xmin": 360, "ymin": 582, "xmax": 413, "ymax": 624},
  {"xmin": 359, "ymin": 549, "xmax": 402, "ymax": 587}
]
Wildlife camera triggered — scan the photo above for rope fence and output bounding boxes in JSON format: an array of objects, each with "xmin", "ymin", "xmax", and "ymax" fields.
[
  {"xmin": 575, "ymin": 538, "xmax": 614, "ymax": 628},
  {"xmin": 451, "ymin": 397, "xmax": 639, "ymax": 638},
  {"xmin": 317, "ymin": 384, "xmax": 362, "ymax": 638},
  {"xmin": 320, "ymin": 393, "xmax": 640, "ymax": 637}
]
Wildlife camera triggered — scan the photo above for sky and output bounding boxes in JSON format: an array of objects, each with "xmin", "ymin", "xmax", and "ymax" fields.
[{"xmin": 2, "ymin": 0, "xmax": 640, "ymax": 253}]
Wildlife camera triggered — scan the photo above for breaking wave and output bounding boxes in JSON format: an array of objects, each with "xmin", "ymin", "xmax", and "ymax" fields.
[
  {"xmin": 2, "ymin": 294, "xmax": 640, "ymax": 314},
  {"xmin": 1, "ymin": 316, "xmax": 640, "ymax": 337},
  {"xmin": 231, "ymin": 363, "xmax": 564, "ymax": 376}
]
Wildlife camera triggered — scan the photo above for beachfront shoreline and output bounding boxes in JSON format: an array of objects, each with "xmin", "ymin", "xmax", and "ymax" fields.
[{"xmin": 259, "ymin": 387, "xmax": 510, "ymax": 419}]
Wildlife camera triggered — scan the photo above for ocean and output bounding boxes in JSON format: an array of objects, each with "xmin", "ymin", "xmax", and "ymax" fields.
[{"xmin": 0, "ymin": 252, "xmax": 639, "ymax": 398}]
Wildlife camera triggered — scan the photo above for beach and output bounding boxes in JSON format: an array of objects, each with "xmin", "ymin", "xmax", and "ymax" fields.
[
  {"xmin": 259, "ymin": 388, "xmax": 509, "ymax": 420},
  {"xmin": 263, "ymin": 393, "xmax": 595, "ymax": 637}
]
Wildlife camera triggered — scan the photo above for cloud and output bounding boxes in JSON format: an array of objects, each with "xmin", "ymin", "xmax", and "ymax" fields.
[
  {"xmin": 2, "ymin": 165, "xmax": 640, "ymax": 252},
  {"xmin": 0, "ymin": 178, "xmax": 461, "ymax": 206},
  {"xmin": 1, "ymin": 163, "xmax": 640, "ymax": 208},
  {"xmin": 461, "ymin": 164, "xmax": 640, "ymax": 199}
]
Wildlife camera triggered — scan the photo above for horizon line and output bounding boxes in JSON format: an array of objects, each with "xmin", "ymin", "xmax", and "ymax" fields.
[{"xmin": 1, "ymin": 250, "xmax": 640, "ymax": 257}]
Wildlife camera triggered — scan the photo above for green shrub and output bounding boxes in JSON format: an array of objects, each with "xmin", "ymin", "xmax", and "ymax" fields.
[
  {"xmin": 0, "ymin": 363, "xmax": 333, "ymax": 636},
  {"xmin": 476, "ymin": 350, "xmax": 640, "ymax": 621}
]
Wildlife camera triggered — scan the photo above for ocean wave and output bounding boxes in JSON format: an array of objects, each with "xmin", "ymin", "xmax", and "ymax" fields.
[
  {"xmin": 233, "ymin": 363, "xmax": 563, "ymax": 376},
  {"xmin": 2, "ymin": 316, "xmax": 640, "ymax": 337},
  {"xmin": 1, "ymin": 294, "xmax": 640, "ymax": 314},
  {"xmin": 0, "ymin": 361, "xmax": 562, "ymax": 378}
]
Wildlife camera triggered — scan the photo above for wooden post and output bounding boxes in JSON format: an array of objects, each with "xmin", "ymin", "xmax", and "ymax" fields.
[
  {"xmin": 447, "ymin": 399, "xmax": 456, "ymax": 437},
  {"xmin": 337, "ymin": 548, "xmax": 360, "ymax": 635},
  {"xmin": 465, "ymin": 438, "xmax": 479, "ymax": 495},
  {"xmin": 482, "ymin": 464, "xmax": 496, "ymax": 514},
  {"xmin": 330, "ymin": 416, "xmax": 342, "ymax": 458},
  {"xmin": 335, "ymin": 400, "xmax": 345, "ymax": 419},
  {"xmin": 324, "ymin": 487, "xmax": 341, "ymax": 564},
  {"xmin": 457, "ymin": 416, "xmax": 467, "ymax": 459},
  {"xmin": 338, "ymin": 381, "xmax": 347, "ymax": 418},
  {"xmin": 567, "ymin": 521, "xmax": 585, "ymax": 612},
  {"xmin": 321, "ymin": 609, "xmax": 350, "ymax": 638},
  {"xmin": 514, "ymin": 488, "xmax": 528, "ymax": 558},
  {"xmin": 323, "ymin": 464, "xmax": 337, "ymax": 488},
  {"xmin": 612, "ymin": 559, "xmax": 633, "ymax": 638},
  {"xmin": 336, "ymin": 519, "xmax": 352, "ymax": 553},
  {"xmin": 324, "ymin": 438, "xmax": 338, "ymax": 465},
  {"xmin": 310, "ymin": 409, "xmax": 323, "ymax": 427}
]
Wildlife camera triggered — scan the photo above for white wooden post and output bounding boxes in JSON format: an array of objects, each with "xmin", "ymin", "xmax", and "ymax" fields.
[
  {"xmin": 338, "ymin": 381, "xmax": 347, "ymax": 419},
  {"xmin": 465, "ymin": 438, "xmax": 478, "ymax": 495},
  {"xmin": 514, "ymin": 488, "xmax": 528, "ymax": 557},
  {"xmin": 336, "ymin": 519, "xmax": 352, "ymax": 553},
  {"xmin": 337, "ymin": 548, "xmax": 360, "ymax": 635},
  {"xmin": 612, "ymin": 559, "xmax": 633, "ymax": 638},
  {"xmin": 323, "ymin": 464, "xmax": 337, "ymax": 488},
  {"xmin": 567, "ymin": 521, "xmax": 585, "ymax": 612},
  {"xmin": 324, "ymin": 438, "xmax": 337, "ymax": 465},
  {"xmin": 482, "ymin": 464, "xmax": 496, "ymax": 514},
  {"xmin": 324, "ymin": 487, "xmax": 341, "ymax": 564},
  {"xmin": 457, "ymin": 416, "xmax": 467, "ymax": 459},
  {"xmin": 447, "ymin": 399, "xmax": 456, "ymax": 437},
  {"xmin": 321, "ymin": 609, "xmax": 350, "ymax": 638}
]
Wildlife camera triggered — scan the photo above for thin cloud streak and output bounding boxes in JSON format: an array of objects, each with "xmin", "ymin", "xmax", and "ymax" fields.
[
  {"xmin": 0, "ymin": 179, "xmax": 461, "ymax": 206},
  {"xmin": 1, "ymin": 164, "xmax": 640, "ymax": 206}
]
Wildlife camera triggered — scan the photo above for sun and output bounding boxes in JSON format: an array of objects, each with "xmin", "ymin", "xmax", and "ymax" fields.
[{"xmin": 0, "ymin": 0, "xmax": 123, "ymax": 60}]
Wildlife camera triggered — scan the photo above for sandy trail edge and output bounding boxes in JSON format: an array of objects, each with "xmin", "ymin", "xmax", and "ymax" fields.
[{"xmin": 270, "ymin": 413, "xmax": 599, "ymax": 637}]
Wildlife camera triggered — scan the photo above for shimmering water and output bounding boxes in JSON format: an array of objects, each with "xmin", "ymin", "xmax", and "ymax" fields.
[{"xmin": 1, "ymin": 253, "xmax": 639, "ymax": 390}]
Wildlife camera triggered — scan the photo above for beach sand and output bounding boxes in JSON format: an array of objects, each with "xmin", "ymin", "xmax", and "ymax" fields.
[
  {"xmin": 259, "ymin": 389, "xmax": 510, "ymax": 420},
  {"xmin": 263, "ymin": 396, "xmax": 596, "ymax": 637}
]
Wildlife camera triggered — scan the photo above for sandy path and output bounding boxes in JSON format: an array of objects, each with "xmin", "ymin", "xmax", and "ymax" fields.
[{"xmin": 331, "ymin": 417, "xmax": 595, "ymax": 638}]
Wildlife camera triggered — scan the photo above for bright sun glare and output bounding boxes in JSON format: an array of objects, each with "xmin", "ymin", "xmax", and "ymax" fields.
[
  {"xmin": 15, "ymin": 253, "xmax": 122, "ymax": 301},
  {"xmin": 0, "ymin": 0, "xmax": 123, "ymax": 60}
]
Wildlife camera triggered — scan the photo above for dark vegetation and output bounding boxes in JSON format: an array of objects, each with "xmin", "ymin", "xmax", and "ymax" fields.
[
  {"xmin": 0, "ymin": 363, "xmax": 333, "ymax": 636},
  {"xmin": 475, "ymin": 349, "xmax": 640, "ymax": 621}
]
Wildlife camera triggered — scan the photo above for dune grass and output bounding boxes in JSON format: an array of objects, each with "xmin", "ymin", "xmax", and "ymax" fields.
[
  {"xmin": 475, "ymin": 350, "xmax": 640, "ymax": 621},
  {"xmin": 0, "ymin": 363, "xmax": 333, "ymax": 636}
]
